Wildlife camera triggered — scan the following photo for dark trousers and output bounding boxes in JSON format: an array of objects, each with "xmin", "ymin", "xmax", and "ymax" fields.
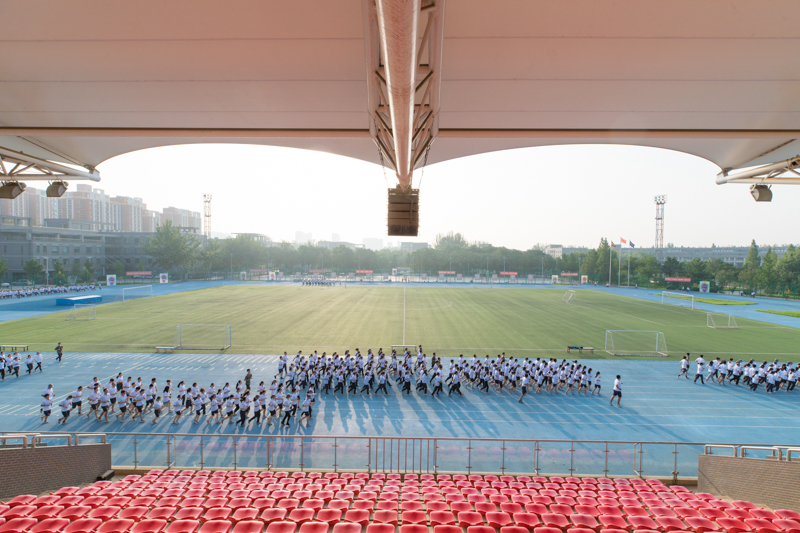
[
  {"xmin": 432, "ymin": 384, "xmax": 443, "ymax": 396},
  {"xmin": 448, "ymin": 383, "xmax": 462, "ymax": 396},
  {"xmin": 694, "ymin": 374, "xmax": 704, "ymax": 384},
  {"xmin": 36, "ymin": 363, "xmax": 43, "ymax": 372},
  {"xmin": 376, "ymin": 383, "xmax": 388, "ymax": 394},
  {"xmin": 56, "ymin": 352, "xmax": 63, "ymax": 361}
]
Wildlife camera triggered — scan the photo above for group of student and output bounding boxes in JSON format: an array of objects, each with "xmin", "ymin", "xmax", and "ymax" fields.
[
  {"xmin": 40, "ymin": 348, "xmax": 608, "ymax": 428},
  {"xmin": 678, "ymin": 354, "xmax": 798, "ymax": 392},
  {"xmin": 1, "ymin": 343, "xmax": 64, "ymax": 381},
  {"xmin": 300, "ymin": 279, "xmax": 339, "ymax": 287},
  {"xmin": 0, "ymin": 284, "xmax": 99, "ymax": 299}
]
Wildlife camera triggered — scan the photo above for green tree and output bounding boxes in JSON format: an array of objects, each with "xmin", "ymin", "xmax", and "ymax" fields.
[
  {"xmin": 23, "ymin": 258, "xmax": 43, "ymax": 283},
  {"xmin": 141, "ymin": 220, "xmax": 200, "ymax": 272},
  {"xmin": 760, "ymin": 247, "xmax": 778, "ymax": 289},
  {"xmin": 685, "ymin": 258, "xmax": 708, "ymax": 282},
  {"xmin": 83, "ymin": 258, "xmax": 95, "ymax": 283},
  {"xmin": 738, "ymin": 239, "xmax": 761, "ymax": 289},
  {"xmin": 0, "ymin": 255, "xmax": 8, "ymax": 282},
  {"xmin": 434, "ymin": 232, "xmax": 468, "ymax": 249},
  {"xmin": 70, "ymin": 260, "xmax": 81, "ymax": 280},
  {"xmin": 52, "ymin": 259, "xmax": 66, "ymax": 285},
  {"xmin": 638, "ymin": 255, "xmax": 661, "ymax": 283},
  {"xmin": 113, "ymin": 260, "xmax": 126, "ymax": 279}
]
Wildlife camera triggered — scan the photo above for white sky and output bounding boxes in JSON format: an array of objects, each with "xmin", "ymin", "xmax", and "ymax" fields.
[{"xmin": 96, "ymin": 143, "xmax": 800, "ymax": 250}]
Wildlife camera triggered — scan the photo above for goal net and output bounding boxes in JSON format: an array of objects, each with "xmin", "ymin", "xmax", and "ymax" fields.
[
  {"xmin": 123, "ymin": 285, "xmax": 153, "ymax": 302},
  {"xmin": 707, "ymin": 312, "xmax": 738, "ymax": 329},
  {"xmin": 173, "ymin": 325, "xmax": 232, "ymax": 350},
  {"xmin": 563, "ymin": 290, "xmax": 576, "ymax": 302},
  {"xmin": 604, "ymin": 330, "xmax": 668, "ymax": 357},
  {"xmin": 66, "ymin": 304, "xmax": 96, "ymax": 321},
  {"xmin": 661, "ymin": 291, "xmax": 701, "ymax": 310},
  {"xmin": 391, "ymin": 345, "xmax": 418, "ymax": 356}
]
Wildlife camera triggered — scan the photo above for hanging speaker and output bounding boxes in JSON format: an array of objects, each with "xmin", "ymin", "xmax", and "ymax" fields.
[
  {"xmin": 0, "ymin": 181, "xmax": 26, "ymax": 199},
  {"xmin": 387, "ymin": 186, "xmax": 419, "ymax": 236}
]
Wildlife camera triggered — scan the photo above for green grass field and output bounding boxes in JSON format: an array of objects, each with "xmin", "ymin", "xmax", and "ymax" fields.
[
  {"xmin": 757, "ymin": 309, "xmax": 800, "ymax": 319},
  {"xmin": 2, "ymin": 286, "xmax": 798, "ymax": 360},
  {"xmin": 664, "ymin": 294, "xmax": 756, "ymax": 305}
]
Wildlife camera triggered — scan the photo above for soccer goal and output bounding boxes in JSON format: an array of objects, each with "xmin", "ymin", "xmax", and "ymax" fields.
[
  {"xmin": 123, "ymin": 285, "xmax": 153, "ymax": 302},
  {"xmin": 604, "ymin": 330, "xmax": 668, "ymax": 357},
  {"xmin": 563, "ymin": 290, "xmax": 576, "ymax": 302},
  {"xmin": 708, "ymin": 312, "xmax": 738, "ymax": 329},
  {"xmin": 221, "ymin": 280, "xmax": 237, "ymax": 290},
  {"xmin": 66, "ymin": 304, "xmax": 96, "ymax": 321},
  {"xmin": 391, "ymin": 345, "xmax": 418, "ymax": 355},
  {"xmin": 172, "ymin": 325, "xmax": 232, "ymax": 350},
  {"xmin": 661, "ymin": 291, "xmax": 701, "ymax": 310}
]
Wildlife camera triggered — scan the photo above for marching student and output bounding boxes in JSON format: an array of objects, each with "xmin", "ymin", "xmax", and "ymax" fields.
[
  {"xmin": 677, "ymin": 354, "xmax": 690, "ymax": 379},
  {"xmin": 280, "ymin": 396, "xmax": 293, "ymax": 426},
  {"xmin": 171, "ymin": 395, "xmax": 184, "ymax": 424},
  {"xmin": 152, "ymin": 397, "xmax": 164, "ymax": 424},
  {"xmin": 55, "ymin": 342, "xmax": 64, "ymax": 362},
  {"xmin": 518, "ymin": 374, "xmax": 529, "ymax": 403},
  {"xmin": 57, "ymin": 395, "xmax": 73, "ymax": 424},
  {"xmin": 40, "ymin": 393, "xmax": 52, "ymax": 423},
  {"xmin": 694, "ymin": 355, "xmax": 706, "ymax": 384},
  {"xmin": 610, "ymin": 375, "xmax": 623, "ymax": 406},
  {"xmin": 98, "ymin": 387, "xmax": 111, "ymax": 422},
  {"xmin": 117, "ymin": 390, "xmax": 130, "ymax": 422},
  {"xmin": 593, "ymin": 372, "xmax": 602, "ymax": 395},
  {"xmin": 33, "ymin": 352, "xmax": 43, "ymax": 373},
  {"xmin": 297, "ymin": 394, "xmax": 312, "ymax": 427}
]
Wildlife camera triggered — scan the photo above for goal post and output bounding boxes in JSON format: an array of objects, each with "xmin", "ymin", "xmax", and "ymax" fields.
[
  {"xmin": 391, "ymin": 345, "xmax": 418, "ymax": 355},
  {"xmin": 604, "ymin": 330, "xmax": 668, "ymax": 357},
  {"xmin": 661, "ymin": 291, "xmax": 701, "ymax": 310},
  {"xmin": 173, "ymin": 325, "xmax": 232, "ymax": 350},
  {"xmin": 563, "ymin": 290, "xmax": 576, "ymax": 302},
  {"xmin": 708, "ymin": 312, "xmax": 738, "ymax": 329},
  {"xmin": 221, "ymin": 280, "xmax": 237, "ymax": 290},
  {"xmin": 122, "ymin": 285, "xmax": 153, "ymax": 302},
  {"xmin": 66, "ymin": 304, "xmax": 96, "ymax": 321}
]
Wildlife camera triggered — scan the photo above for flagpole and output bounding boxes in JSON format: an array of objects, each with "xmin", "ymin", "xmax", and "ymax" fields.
[
  {"xmin": 608, "ymin": 243, "xmax": 612, "ymax": 285},
  {"xmin": 627, "ymin": 246, "xmax": 631, "ymax": 286},
  {"xmin": 618, "ymin": 245, "xmax": 621, "ymax": 286}
]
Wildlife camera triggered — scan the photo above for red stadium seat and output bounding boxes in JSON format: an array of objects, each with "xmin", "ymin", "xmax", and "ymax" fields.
[
  {"xmin": 30, "ymin": 519, "xmax": 70, "ymax": 533},
  {"xmin": 131, "ymin": 520, "xmax": 168, "ymax": 533},
  {"xmin": 30, "ymin": 506, "xmax": 65, "ymax": 520},
  {"xmin": 331, "ymin": 525, "xmax": 359, "ymax": 533},
  {"xmin": 533, "ymin": 528, "xmax": 564, "ymax": 533},
  {"xmin": 146, "ymin": 508, "xmax": 176, "ymax": 521},
  {"xmin": 675, "ymin": 508, "xmax": 703, "ymax": 519},
  {"xmin": 366, "ymin": 525, "xmax": 393, "ymax": 533},
  {"xmin": 198, "ymin": 522, "xmax": 232, "ymax": 533},
  {"xmin": 468, "ymin": 527, "xmax": 495, "ymax": 533},
  {"xmin": 433, "ymin": 526, "xmax": 461, "ymax": 533},
  {"xmin": 231, "ymin": 510, "xmax": 260, "ymax": 524},
  {"xmin": 166, "ymin": 521, "xmax": 200, "ymax": 533},
  {"xmin": 727, "ymin": 511, "xmax": 755, "ymax": 521},
  {"xmin": 287, "ymin": 510, "xmax": 315, "ymax": 525},
  {"xmin": 743, "ymin": 519, "xmax": 781, "ymax": 533},
  {"xmin": 260, "ymin": 510, "xmax": 288, "ymax": 526},
  {"xmin": 401, "ymin": 511, "xmax": 427, "ymax": 526},
  {"xmin": 313, "ymin": 511, "xmax": 341, "ymax": 528},
  {"xmin": 399, "ymin": 526, "xmax": 427, "ymax": 533},
  {"xmin": 457, "ymin": 512, "xmax": 484, "ymax": 528},
  {"xmin": 776, "ymin": 513, "xmax": 800, "ymax": 522},
  {"xmin": 753, "ymin": 512, "xmax": 780, "ymax": 522},
  {"xmin": 176, "ymin": 509, "xmax": 204, "ymax": 522},
  {"xmin": 232, "ymin": 522, "xmax": 264, "ymax": 533},
  {"xmin": 541, "ymin": 514, "xmax": 570, "ymax": 530},
  {"xmin": 371, "ymin": 511, "xmax": 397, "ymax": 526},
  {"xmin": 773, "ymin": 520, "xmax": 800, "ymax": 533},
  {"xmin": 0, "ymin": 518, "xmax": 37, "ymax": 533},
  {"xmin": 571, "ymin": 514, "xmax": 601, "ymax": 531},
  {"xmin": 58, "ymin": 507, "xmax": 91, "ymax": 521},
  {"xmin": 513, "ymin": 512, "xmax": 541, "ymax": 529},
  {"xmin": 203, "ymin": 509, "xmax": 233, "ymax": 524},
  {"xmin": 298, "ymin": 524, "xmax": 328, "ymax": 533},
  {"xmin": 2, "ymin": 508, "xmax": 36, "ymax": 520},
  {"xmin": 487, "ymin": 512, "xmax": 514, "ymax": 529},
  {"xmin": 64, "ymin": 519, "xmax": 103, "ymax": 533},
  {"xmin": 685, "ymin": 517, "xmax": 722, "ymax": 533},
  {"xmin": 97, "ymin": 520, "xmax": 136, "ymax": 533},
  {"xmin": 715, "ymin": 518, "xmax": 752, "ymax": 533},
  {"xmin": 627, "ymin": 516, "xmax": 659, "ymax": 531},
  {"xmin": 622, "ymin": 507, "xmax": 648, "ymax": 518},
  {"xmin": 326, "ymin": 501, "xmax": 349, "ymax": 512},
  {"xmin": 376, "ymin": 502, "xmax": 398, "ymax": 512},
  {"xmin": 702, "ymin": 509, "xmax": 730, "ymax": 521},
  {"xmin": 265, "ymin": 524, "xmax": 295, "ymax": 533},
  {"xmin": 655, "ymin": 517, "xmax": 687, "ymax": 532},
  {"xmin": 598, "ymin": 515, "xmax": 631, "ymax": 531}
]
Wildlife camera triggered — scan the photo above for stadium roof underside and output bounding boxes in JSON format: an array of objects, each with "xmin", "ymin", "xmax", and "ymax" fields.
[{"xmin": 2, "ymin": 0, "xmax": 800, "ymax": 184}]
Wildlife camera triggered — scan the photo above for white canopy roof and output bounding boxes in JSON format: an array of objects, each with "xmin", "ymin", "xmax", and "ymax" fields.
[{"xmin": 2, "ymin": 0, "xmax": 799, "ymax": 175}]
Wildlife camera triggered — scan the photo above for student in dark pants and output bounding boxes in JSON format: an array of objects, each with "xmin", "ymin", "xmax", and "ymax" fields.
[{"xmin": 55, "ymin": 343, "xmax": 64, "ymax": 362}]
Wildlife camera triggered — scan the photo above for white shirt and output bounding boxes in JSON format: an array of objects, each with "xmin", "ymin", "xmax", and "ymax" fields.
[{"xmin": 613, "ymin": 379, "xmax": 622, "ymax": 392}]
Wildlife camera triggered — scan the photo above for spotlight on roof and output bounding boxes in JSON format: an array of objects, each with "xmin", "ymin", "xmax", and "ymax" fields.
[
  {"xmin": 46, "ymin": 181, "xmax": 69, "ymax": 198},
  {"xmin": 750, "ymin": 184, "xmax": 772, "ymax": 202},
  {"xmin": 0, "ymin": 181, "xmax": 27, "ymax": 199}
]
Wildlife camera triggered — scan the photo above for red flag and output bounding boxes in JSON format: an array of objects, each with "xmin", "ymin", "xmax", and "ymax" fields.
[
  {"xmin": 620, "ymin": 237, "xmax": 627, "ymax": 244},
  {"xmin": 611, "ymin": 241, "xmax": 616, "ymax": 248}
]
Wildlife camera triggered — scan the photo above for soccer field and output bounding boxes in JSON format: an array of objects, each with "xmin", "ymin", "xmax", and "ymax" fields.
[{"xmin": 2, "ymin": 285, "xmax": 798, "ymax": 360}]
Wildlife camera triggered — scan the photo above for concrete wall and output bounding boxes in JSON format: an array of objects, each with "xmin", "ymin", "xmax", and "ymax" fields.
[
  {"xmin": 0, "ymin": 444, "xmax": 111, "ymax": 500},
  {"xmin": 698, "ymin": 454, "xmax": 800, "ymax": 511}
]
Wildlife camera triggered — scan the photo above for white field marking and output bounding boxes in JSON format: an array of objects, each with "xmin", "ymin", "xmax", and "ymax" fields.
[
  {"xmin": 565, "ymin": 301, "xmax": 665, "ymax": 326},
  {"xmin": 356, "ymin": 300, "xmax": 453, "ymax": 311}
]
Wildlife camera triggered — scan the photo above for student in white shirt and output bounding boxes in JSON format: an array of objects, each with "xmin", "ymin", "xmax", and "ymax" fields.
[
  {"xmin": 41, "ymin": 394, "xmax": 53, "ymax": 423},
  {"xmin": 152, "ymin": 397, "xmax": 163, "ymax": 425},
  {"xmin": 610, "ymin": 375, "xmax": 623, "ymax": 406},
  {"xmin": 57, "ymin": 396, "xmax": 73, "ymax": 424}
]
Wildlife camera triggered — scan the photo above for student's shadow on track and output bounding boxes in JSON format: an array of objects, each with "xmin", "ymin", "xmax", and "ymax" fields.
[{"xmin": 399, "ymin": 394, "xmax": 436, "ymax": 434}]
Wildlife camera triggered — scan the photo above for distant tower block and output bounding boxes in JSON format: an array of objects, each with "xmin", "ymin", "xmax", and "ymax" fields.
[
  {"xmin": 203, "ymin": 194, "xmax": 212, "ymax": 239},
  {"xmin": 654, "ymin": 195, "xmax": 666, "ymax": 262}
]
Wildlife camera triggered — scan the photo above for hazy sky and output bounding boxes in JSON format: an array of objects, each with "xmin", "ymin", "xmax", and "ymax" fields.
[{"xmin": 96, "ymin": 143, "xmax": 800, "ymax": 250}]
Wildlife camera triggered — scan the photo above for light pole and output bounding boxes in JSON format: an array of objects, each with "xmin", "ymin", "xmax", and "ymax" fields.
[{"xmin": 230, "ymin": 253, "xmax": 233, "ymax": 280}]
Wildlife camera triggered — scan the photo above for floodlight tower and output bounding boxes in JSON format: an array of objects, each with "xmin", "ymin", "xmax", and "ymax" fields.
[
  {"xmin": 654, "ymin": 195, "xmax": 666, "ymax": 262},
  {"xmin": 203, "ymin": 194, "xmax": 212, "ymax": 239}
]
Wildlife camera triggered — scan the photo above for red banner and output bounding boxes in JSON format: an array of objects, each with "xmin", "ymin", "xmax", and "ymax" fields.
[
  {"xmin": 438, "ymin": 271, "xmax": 455, "ymax": 275},
  {"xmin": 665, "ymin": 277, "xmax": 691, "ymax": 282},
  {"xmin": 356, "ymin": 270, "xmax": 373, "ymax": 274},
  {"xmin": 249, "ymin": 269, "xmax": 268, "ymax": 273},
  {"xmin": 309, "ymin": 269, "xmax": 326, "ymax": 273},
  {"xmin": 126, "ymin": 271, "xmax": 152, "ymax": 276},
  {"xmin": 561, "ymin": 272, "xmax": 579, "ymax": 277},
  {"xmin": 500, "ymin": 271, "xmax": 518, "ymax": 276}
]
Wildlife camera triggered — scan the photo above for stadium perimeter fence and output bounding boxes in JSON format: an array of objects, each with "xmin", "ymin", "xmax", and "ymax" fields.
[{"xmin": 4, "ymin": 432, "xmax": 794, "ymax": 481}]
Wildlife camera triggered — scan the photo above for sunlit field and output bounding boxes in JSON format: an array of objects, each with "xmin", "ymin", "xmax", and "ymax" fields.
[{"xmin": 2, "ymin": 285, "xmax": 798, "ymax": 360}]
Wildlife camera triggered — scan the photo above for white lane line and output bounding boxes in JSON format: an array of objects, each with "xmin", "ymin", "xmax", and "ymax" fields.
[{"xmin": 403, "ymin": 288, "xmax": 406, "ymax": 345}]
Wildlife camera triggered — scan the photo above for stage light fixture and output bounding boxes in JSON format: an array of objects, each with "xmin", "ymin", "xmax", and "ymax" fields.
[
  {"xmin": 46, "ymin": 181, "xmax": 69, "ymax": 198},
  {"xmin": 0, "ymin": 181, "xmax": 27, "ymax": 199},
  {"xmin": 750, "ymin": 184, "xmax": 772, "ymax": 202}
]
